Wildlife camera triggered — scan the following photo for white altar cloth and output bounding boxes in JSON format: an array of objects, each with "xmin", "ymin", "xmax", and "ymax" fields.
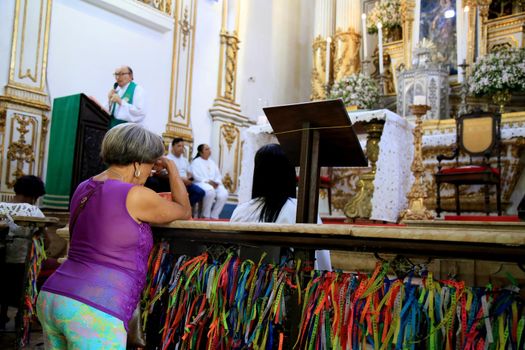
[
  {"xmin": 239, "ymin": 109, "xmax": 414, "ymax": 222},
  {"xmin": 348, "ymin": 110, "xmax": 414, "ymax": 222}
]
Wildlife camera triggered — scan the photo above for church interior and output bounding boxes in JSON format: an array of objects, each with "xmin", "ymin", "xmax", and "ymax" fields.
[{"xmin": 1, "ymin": 0, "xmax": 525, "ymax": 348}]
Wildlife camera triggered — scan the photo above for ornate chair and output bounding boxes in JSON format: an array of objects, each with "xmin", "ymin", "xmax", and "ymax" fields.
[{"xmin": 435, "ymin": 111, "xmax": 502, "ymax": 217}]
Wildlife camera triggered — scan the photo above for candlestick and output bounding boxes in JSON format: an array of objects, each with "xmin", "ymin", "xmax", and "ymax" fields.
[
  {"xmin": 361, "ymin": 14, "xmax": 368, "ymax": 59},
  {"xmin": 377, "ymin": 22, "xmax": 384, "ymax": 74},
  {"xmin": 325, "ymin": 36, "xmax": 331, "ymax": 84},
  {"xmin": 400, "ymin": 103, "xmax": 434, "ymax": 221}
]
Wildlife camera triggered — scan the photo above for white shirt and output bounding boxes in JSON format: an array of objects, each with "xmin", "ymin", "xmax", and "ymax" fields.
[
  {"xmin": 190, "ymin": 157, "xmax": 223, "ymax": 184},
  {"xmin": 231, "ymin": 198, "xmax": 309, "ymax": 224},
  {"xmin": 167, "ymin": 153, "xmax": 190, "ymax": 178},
  {"xmin": 230, "ymin": 198, "xmax": 331, "ymax": 271},
  {"xmin": 0, "ymin": 202, "xmax": 45, "ymax": 263},
  {"xmin": 108, "ymin": 82, "xmax": 146, "ymax": 124}
]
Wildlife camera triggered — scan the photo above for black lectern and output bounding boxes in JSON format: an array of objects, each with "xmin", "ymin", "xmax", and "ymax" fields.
[{"xmin": 263, "ymin": 99, "xmax": 366, "ymax": 223}]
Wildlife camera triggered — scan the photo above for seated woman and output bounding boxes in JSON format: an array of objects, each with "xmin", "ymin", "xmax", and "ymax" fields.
[
  {"xmin": 38, "ymin": 123, "xmax": 191, "ymax": 348},
  {"xmin": 190, "ymin": 144, "xmax": 228, "ymax": 219},
  {"xmin": 0, "ymin": 175, "xmax": 46, "ymax": 328},
  {"xmin": 231, "ymin": 144, "xmax": 331, "ymax": 271}
]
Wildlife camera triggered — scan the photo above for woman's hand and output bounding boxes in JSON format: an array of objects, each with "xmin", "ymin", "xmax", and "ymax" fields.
[{"xmin": 153, "ymin": 156, "xmax": 180, "ymax": 177}]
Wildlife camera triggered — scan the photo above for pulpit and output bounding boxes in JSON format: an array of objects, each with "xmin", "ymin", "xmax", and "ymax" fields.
[{"xmin": 42, "ymin": 94, "xmax": 110, "ymax": 209}]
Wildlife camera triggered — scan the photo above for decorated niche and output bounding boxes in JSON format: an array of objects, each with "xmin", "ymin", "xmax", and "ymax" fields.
[
  {"xmin": 397, "ymin": 44, "xmax": 450, "ymax": 120},
  {"xmin": 483, "ymin": 1, "xmax": 525, "ymax": 54}
]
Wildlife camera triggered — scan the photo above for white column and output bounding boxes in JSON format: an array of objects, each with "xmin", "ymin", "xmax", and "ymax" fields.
[
  {"xmin": 314, "ymin": 0, "xmax": 335, "ymax": 38},
  {"xmin": 335, "ymin": 0, "xmax": 360, "ymax": 31}
]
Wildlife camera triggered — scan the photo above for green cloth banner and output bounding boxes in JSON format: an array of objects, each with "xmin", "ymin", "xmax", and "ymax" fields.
[
  {"xmin": 42, "ymin": 94, "xmax": 81, "ymax": 209},
  {"xmin": 109, "ymin": 81, "xmax": 136, "ymax": 128}
]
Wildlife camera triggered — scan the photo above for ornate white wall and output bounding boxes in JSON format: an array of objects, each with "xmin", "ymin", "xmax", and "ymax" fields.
[
  {"xmin": 0, "ymin": 1, "xmax": 16, "ymax": 89},
  {"xmin": 0, "ymin": 0, "xmax": 317, "ymax": 202},
  {"xmin": 237, "ymin": 1, "xmax": 314, "ymax": 121}
]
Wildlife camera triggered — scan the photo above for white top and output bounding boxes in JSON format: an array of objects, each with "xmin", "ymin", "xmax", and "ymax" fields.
[
  {"xmin": 230, "ymin": 198, "xmax": 331, "ymax": 271},
  {"xmin": 231, "ymin": 198, "xmax": 318, "ymax": 224},
  {"xmin": 0, "ymin": 202, "xmax": 45, "ymax": 263},
  {"xmin": 167, "ymin": 153, "xmax": 190, "ymax": 178},
  {"xmin": 108, "ymin": 82, "xmax": 147, "ymax": 124},
  {"xmin": 190, "ymin": 157, "xmax": 223, "ymax": 184}
]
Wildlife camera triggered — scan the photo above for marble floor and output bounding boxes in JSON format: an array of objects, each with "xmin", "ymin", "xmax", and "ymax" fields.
[{"xmin": 0, "ymin": 307, "xmax": 44, "ymax": 349}]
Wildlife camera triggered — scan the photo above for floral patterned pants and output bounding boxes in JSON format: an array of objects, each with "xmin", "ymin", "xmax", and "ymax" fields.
[{"xmin": 37, "ymin": 291, "xmax": 126, "ymax": 349}]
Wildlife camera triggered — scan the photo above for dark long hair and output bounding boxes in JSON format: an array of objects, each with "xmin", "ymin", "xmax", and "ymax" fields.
[
  {"xmin": 252, "ymin": 144, "xmax": 296, "ymax": 222},
  {"xmin": 194, "ymin": 144, "xmax": 205, "ymax": 160}
]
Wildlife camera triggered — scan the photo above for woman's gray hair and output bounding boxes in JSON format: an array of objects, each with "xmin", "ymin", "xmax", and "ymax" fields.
[{"xmin": 101, "ymin": 123, "xmax": 164, "ymax": 165}]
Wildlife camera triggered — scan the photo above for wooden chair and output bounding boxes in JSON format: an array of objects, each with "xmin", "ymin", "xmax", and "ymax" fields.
[
  {"xmin": 295, "ymin": 167, "xmax": 334, "ymax": 216},
  {"xmin": 435, "ymin": 111, "xmax": 502, "ymax": 217}
]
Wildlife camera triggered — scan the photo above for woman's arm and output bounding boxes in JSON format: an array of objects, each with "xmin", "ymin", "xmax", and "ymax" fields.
[{"xmin": 128, "ymin": 157, "xmax": 191, "ymax": 224}]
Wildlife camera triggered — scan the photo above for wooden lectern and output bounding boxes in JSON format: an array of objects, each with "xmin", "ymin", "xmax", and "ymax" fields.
[
  {"xmin": 43, "ymin": 94, "xmax": 110, "ymax": 209},
  {"xmin": 263, "ymin": 99, "xmax": 366, "ymax": 223}
]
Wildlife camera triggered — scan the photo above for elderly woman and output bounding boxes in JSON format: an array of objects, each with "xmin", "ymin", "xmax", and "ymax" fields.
[
  {"xmin": 37, "ymin": 123, "xmax": 191, "ymax": 348},
  {"xmin": 231, "ymin": 144, "xmax": 331, "ymax": 270},
  {"xmin": 190, "ymin": 144, "xmax": 228, "ymax": 219}
]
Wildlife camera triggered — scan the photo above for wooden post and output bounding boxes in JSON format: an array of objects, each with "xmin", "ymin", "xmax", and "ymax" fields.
[{"xmin": 296, "ymin": 122, "xmax": 321, "ymax": 224}]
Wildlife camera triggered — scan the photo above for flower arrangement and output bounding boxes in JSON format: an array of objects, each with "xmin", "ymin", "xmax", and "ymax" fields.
[
  {"xmin": 366, "ymin": 0, "xmax": 402, "ymax": 34},
  {"xmin": 329, "ymin": 73, "xmax": 380, "ymax": 109},
  {"xmin": 467, "ymin": 48, "xmax": 525, "ymax": 97}
]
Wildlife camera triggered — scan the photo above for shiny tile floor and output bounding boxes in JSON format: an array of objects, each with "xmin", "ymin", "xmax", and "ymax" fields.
[{"xmin": 0, "ymin": 307, "xmax": 44, "ymax": 349}]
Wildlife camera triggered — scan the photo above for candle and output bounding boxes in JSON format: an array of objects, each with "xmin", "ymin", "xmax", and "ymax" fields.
[
  {"xmin": 414, "ymin": 95, "xmax": 427, "ymax": 106},
  {"xmin": 361, "ymin": 14, "xmax": 368, "ymax": 59},
  {"xmin": 464, "ymin": 6, "xmax": 469, "ymax": 55},
  {"xmin": 377, "ymin": 22, "xmax": 384, "ymax": 74},
  {"xmin": 325, "ymin": 36, "xmax": 332, "ymax": 84}
]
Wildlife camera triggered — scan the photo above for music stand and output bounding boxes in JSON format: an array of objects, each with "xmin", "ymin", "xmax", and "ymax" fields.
[{"xmin": 264, "ymin": 99, "xmax": 367, "ymax": 223}]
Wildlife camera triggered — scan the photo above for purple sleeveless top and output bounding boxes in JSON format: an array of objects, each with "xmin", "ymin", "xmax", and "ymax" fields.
[{"xmin": 42, "ymin": 178, "xmax": 153, "ymax": 329}]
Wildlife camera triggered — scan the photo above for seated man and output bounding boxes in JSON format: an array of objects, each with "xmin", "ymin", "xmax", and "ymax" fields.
[
  {"xmin": 0, "ymin": 176, "xmax": 46, "ymax": 328},
  {"xmin": 167, "ymin": 138, "xmax": 205, "ymax": 207}
]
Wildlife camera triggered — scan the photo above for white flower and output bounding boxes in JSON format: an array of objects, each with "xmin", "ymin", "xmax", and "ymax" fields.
[
  {"xmin": 468, "ymin": 48, "xmax": 525, "ymax": 96},
  {"xmin": 366, "ymin": 0, "xmax": 401, "ymax": 33},
  {"xmin": 329, "ymin": 73, "xmax": 380, "ymax": 109}
]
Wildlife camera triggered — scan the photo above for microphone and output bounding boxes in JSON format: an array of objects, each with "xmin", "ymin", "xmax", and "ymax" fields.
[{"xmin": 109, "ymin": 82, "xmax": 118, "ymax": 114}]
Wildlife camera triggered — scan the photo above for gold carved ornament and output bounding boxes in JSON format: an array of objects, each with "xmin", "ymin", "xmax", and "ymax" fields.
[
  {"xmin": 138, "ymin": 0, "xmax": 172, "ymax": 16},
  {"xmin": 6, "ymin": 114, "xmax": 35, "ymax": 188},
  {"xmin": 333, "ymin": 28, "xmax": 361, "ymax": 81},
  {"xmin": 38, "ymin": 114, "xmax": 49, "ymax": 176},
  {"xmin": 221, "ymin": 123, "xmax": 238, "ymax": 152},
  {"xmin": 310, "ymin": 36, "xmax": 327, "ymax": 101},
  {"xmin": 0, "ymin": 107, "xmax": 6, "ymax": 132},
  {"xmin": 179, "ymin": 6, "xmax": 193, "ymax": 49},
  {"xmin": 222, "ymin": 33, "xmax": 240, "ymax": 101},
  {"xmin": 222, "ymin": 172, "xmax": 234, "ymax": 193}
]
